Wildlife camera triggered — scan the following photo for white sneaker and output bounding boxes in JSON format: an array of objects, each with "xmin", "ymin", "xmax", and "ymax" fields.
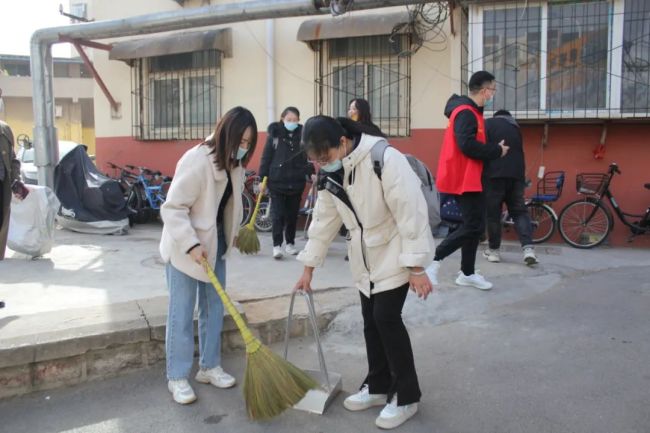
[
  {"xmin": 343, "ymin": 384, "xmax": 387, "ymax": 411},
  {"xmin": 272, "ymin": 246, "xmax": 283, "ymax": 259},
  {"xmin": 523, "ymin": 247, "xmax": 538, "ymax": 265},
  {"xmin": 195, "ymin": 366, "xmax": 236, "ymax": 389},
  {"xmin": 455, "ymin": 271, "xmax": 493, "ymax": 290},
  {"xmin": 375, "ymin": 395, "xmax": 418, "ymax": 429},
  {"xmin": 285, "ymin": 244, "xmax": 299, "ymax": 255},
  {"xmin": 425, "ymin": 260, "xmax": 440, "ymax": 286},
  {"xmin": 483, "ymin": 248, "xmax": 501, "ymax": 263},
  {"xmin": 168, "ymin": 379, "xmax": 197, "ymax": 404}
]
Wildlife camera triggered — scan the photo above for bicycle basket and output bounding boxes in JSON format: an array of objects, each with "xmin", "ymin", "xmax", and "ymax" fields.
[
  {"xmin": 576, "ymin": 173, "xmax": 608, "ymax": 196},
  {"xmin": 534, "ymin": 171, "xmax": 565, "ymax": 202}
]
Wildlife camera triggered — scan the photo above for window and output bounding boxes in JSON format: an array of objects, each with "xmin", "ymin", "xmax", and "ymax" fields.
[
  {"xmin": 547, "ymin": 1, "xmax": 609, "ymax": 111},
  {"xmin": 315, "ymin": 35, "xmax": 411, "ymax": 137},
  {"xmin": 2, "ymin": 62, "xmax": 31, "ymax": 77},
  {"xmin": 621, "ymin": 0, "xmax": 650, "ymax": 112},
  {"xmin": 468, "ymin": 0, "xmax": 650, "ymax": 119},
  {"xmin": 483, "ymin": 6, "xmax": 541, "ymax": 112},
  {"xmin": 131, "ymin": 50, "xmax": 221, "ymax": 140}
]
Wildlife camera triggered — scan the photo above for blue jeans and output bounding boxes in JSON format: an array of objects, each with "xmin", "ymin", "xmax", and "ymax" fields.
[{"xmin": 165, "ymin": 228, "xmax": 226, "ymax": 380}]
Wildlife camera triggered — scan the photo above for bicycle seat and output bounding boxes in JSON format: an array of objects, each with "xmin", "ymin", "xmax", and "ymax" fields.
[
  {"xmin": 530, "ymin": 194, "xmax": 558, "ymax": 203},
  {"xmin": 645, "ymin": 183, "xmax": 650, "ymax": 190}
]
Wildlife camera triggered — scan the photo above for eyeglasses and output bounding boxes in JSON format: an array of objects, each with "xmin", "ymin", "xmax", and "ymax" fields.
[{"xmin": 484, "ymin": 86, "xmax": 497, "ymax": 93}]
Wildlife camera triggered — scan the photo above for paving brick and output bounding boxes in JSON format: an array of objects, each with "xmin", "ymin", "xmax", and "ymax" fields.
[
  {"xmin": 0, "ymin": 364, "xmax": 31, "ymax": 398},
  {"xmin": 86, "ymin": 344, "xmax": 144, "ymax": 380},
  {"xmin": 32, "ymin": 355, "xmax": 84, "ymax": 391}
]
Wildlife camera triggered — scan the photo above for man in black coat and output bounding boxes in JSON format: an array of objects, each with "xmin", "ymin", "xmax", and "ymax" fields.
[
  {"xmin": 483, "ymin": 110, "xmax": 537, "ymax": 265},
  {"xmin": 259, "ymin": 107, "xmax": 314, "ymax": 259}
]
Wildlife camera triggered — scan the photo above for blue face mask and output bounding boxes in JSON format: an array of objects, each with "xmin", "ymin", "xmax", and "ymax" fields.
[
  {"xmin": 484, "ymin": 96, "xmax": 494, "ymax": 108},
  {"xmin": 321, "ymin": 159, "xmax": 342, "ymax": 173},
  {"xmin": 236, "ymin": 146, "xmax": 248, "ymax": 160},
  {"xmin": 284, "ymin": 121, "xmax": 299, "ymax": 132}
]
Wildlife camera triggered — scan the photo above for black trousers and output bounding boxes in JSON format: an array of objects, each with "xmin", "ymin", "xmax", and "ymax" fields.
[
  {"xmin": 485, "ymin": 178, "xmax": 533, "ymax": 250},
  {"xmin": 361, "ymin": 284, "xmax": 421, "ymax": 406},
  {"xmin": 270, "ymin": 191, "xmax": 302, "ymax": 247},
  {"xmin": 434, "ymin": 191, "xmax": 486, "ymax": 276}
]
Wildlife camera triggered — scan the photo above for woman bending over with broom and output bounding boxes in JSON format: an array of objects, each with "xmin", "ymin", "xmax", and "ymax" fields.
[
  {"xmin": 160, "ymin": 106, "xmax": 258, "ymax": 404},
  {"xmin": 294, "ymin": 116, "xmax": 435, "ymax": 429}
]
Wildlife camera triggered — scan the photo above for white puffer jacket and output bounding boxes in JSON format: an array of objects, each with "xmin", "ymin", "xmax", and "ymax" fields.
[
  {"xmin": 159, "ymin": 143, "xmax": 244, "ymax": 282},
  {"xmin": 298, "ymin": 134, "xmax": 435, "ymax": 297}
]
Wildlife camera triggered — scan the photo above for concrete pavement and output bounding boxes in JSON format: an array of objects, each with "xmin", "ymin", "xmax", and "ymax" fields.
[{"xmin": 0, "ymin": 259, "xmax": 649, "ymax": 432}]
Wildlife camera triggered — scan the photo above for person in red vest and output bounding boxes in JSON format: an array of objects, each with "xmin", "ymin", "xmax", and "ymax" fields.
[{"xmin": 429, "ymin": 71, "xmax": 509, "ymax": 290}]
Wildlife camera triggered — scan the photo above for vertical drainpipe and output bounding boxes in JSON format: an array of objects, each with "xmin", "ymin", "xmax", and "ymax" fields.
[
  {"xmin": 266, "ymin": 19, "xmax": 276, "ymax": 126},
  {"xmin": 30, "ymin": 39, "xmax": 58, "ymax": 187}
]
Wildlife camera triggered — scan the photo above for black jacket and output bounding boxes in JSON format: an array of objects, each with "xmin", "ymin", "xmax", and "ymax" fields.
[
  {"xmin": 259, "ymin": 122, "xmax": 314, "ymax": 194},
  {"xmin": 485, "ymin": 115, "xmax": 525, "ymax": 180},
  {"xmin": 444, "ymin": 94, "xmax": 502, "ymax": 161}
]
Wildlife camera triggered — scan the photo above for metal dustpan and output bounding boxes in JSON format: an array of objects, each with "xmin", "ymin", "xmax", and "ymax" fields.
[{"xmin": 283, "ymin": 290, "xmax": 342, "ymax": 415}]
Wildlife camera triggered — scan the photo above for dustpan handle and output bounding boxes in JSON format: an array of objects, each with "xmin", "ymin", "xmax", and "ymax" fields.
[{"xmin": 283, "ymin": 290, "xmax": 332, "ymax": 390}]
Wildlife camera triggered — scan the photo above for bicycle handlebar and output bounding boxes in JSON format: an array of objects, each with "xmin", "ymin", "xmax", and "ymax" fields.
[{"xmin": 609, "ymin": 163, "xmax": 621, "ymax": 175}]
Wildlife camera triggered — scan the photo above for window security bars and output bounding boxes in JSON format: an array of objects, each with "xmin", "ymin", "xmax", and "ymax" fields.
[
  {"xmin": 315, "ymin": 35, "xmax": 411, "ymax": 137},
  {"xmin": 131, "ymin": 50, "xmax": 222, "ymax": 140},
  {"xmin": 464, "ymin": 0, "xmax": 650, "ymax": 120}
]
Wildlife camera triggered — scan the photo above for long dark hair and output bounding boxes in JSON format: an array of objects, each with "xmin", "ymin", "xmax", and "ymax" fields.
[
  {"xmin": 349, "ymin": 98, "xmax": 385, "ymax": 137},
  {"xmin": 302, "ymin": 115, "xmax": 385, "ymax": 160},
  {"xmin": 204, "ymin": 106, "xmax": 258, "ymax": 171}
]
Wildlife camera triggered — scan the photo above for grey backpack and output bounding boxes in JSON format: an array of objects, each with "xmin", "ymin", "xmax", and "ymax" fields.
[{"xmin": 370, "ymin": 140, "xmax": 441, "ymax": 232}]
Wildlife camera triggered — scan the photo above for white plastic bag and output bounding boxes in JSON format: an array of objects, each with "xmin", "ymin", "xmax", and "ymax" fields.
[{"xmin": 8, "ymin": 185, "xmax": 60, "ymax": 257}]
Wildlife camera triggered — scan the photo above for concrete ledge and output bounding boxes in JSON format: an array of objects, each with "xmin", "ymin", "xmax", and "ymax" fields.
[{"xmin": 0, "ymin": 287, "xmax": 357, "ymax": 400}]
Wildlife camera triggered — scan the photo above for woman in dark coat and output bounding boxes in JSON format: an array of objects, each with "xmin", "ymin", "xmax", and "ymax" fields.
[{"xmin": 259, "ymin": 107, "xmax": 313, "ymax": 259}]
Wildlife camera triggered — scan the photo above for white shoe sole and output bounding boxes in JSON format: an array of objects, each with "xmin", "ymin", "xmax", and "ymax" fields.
[
  {"xmin": 455, "ymin": 277, "xmax": 493, "ymax": 291},
  {"xmin": 375, "ymin": 406, "xmax": 418, "ymax": 429},
  {"xmin": 482, "ymin": 251, "xmax": 500, "ymax": 263},
  {"xmin": 168, "ymin": 384, "xmax": 197, "ymax": 404},
  {"xmin": 195, "ymin": 373, "xmax": 236, "ymax": 389},
  {"xmin": 343, "ymin": 396, "xmax": 387, "ymax": 412}
]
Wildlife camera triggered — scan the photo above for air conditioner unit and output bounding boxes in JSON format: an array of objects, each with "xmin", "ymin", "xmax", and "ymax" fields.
[{"xmin": 55, "ymin": 105, "xmax": 64, "ymax": 118}]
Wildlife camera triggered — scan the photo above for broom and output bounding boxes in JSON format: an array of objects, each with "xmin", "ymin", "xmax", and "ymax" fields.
[
  {"xmin": 238, "ymin": 176, "xmax": 268, "ymax": 254},
  {"xmin": 201, "ymin": 258, "xmax": 319, "ymax": 420}
]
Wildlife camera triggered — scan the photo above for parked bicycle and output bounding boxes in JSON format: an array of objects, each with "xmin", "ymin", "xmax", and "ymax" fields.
[
  {"xmin": 124, "ymin": 164, "xmax": 172, "ymax": 223},
  {"xmin": 558, "ymin": 163, "xmax": 650, "ymax": 248},
  {"xmin": 107, "ymin": 162, "xmax": 138, "ymax": 194},
  {"xmin": 501, "ymin": 170, "xmax": 565, "ymax": 244},
  {"xmin": 241, "ymin": 170, "xmax": 272, "ymax": 231},
  {"xmin": 299, "ymin": 175, "xmax": 319, "ymax": 239}
]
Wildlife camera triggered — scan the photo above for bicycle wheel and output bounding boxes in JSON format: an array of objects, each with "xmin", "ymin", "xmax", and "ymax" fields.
[
  {"xmin": 558, "ymin": 198, "xmax": 612, "ymax": 249},
  {"xmin": 254, "ymin": 200, "xmax": 273, "ymax": 232},
  {"xmin": 241, "ymin": 190, "xmax": 253, "ymax": 227},
  {"xmin": 527, "ymin": 203, "xmax": 556, "ymax": 244},
  {"xmin": 126, "ymin": 183, "xmax": 150, "ymax": 224}
]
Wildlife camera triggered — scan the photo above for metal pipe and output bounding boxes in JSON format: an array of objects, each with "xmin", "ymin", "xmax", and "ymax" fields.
[
  {"xmin": 71, "ymin": 41, "xmax": 120, "ymax": 112},
  {"xmin": 266, "ymin": 19, "xmax": 276, "ymax": 126},
  {"xmin": 31, "ymin": 0, "xmax": 426, "ymax": 187}
]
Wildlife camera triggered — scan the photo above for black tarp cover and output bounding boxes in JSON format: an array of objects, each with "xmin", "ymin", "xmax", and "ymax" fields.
[{"xmin": 54, "ymin": 145, "xmax": 129, "ymax": 222}]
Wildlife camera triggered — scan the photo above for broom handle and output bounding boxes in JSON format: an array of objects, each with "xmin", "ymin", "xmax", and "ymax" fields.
[
  {"xmin": 201, "ymin": 258, "xmax": 261, "ymax": 354},
  {"xmin": 246, "ymin": 176, "xmax": 268, "ymax": 229}
]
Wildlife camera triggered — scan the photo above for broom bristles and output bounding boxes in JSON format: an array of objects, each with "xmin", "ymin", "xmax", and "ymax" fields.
[
  {"xmin": 237, "ymin": 226, "xmax": 260, "ymax": 254},
  {"xmin": 244, "ymin": 344, "xmax": 320, "ymax": 420}
]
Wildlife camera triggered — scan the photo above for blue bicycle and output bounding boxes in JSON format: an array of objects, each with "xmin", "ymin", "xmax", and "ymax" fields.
[{"xmin": 125, "ymin": 165, "xmax": 172, "ymax": 223}]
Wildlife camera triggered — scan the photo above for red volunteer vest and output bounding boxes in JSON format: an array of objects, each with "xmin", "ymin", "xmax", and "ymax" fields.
[{"xmin": 436, "ymin": 104, "xmax": 486, "ymax": 194}]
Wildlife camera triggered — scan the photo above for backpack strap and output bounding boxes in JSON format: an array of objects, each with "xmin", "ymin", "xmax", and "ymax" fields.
[{"xmin": 370, "ymin": 139, "xmax": 390, "ymax": 180}]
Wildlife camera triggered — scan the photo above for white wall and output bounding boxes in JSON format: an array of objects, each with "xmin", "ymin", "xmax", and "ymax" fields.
[{"xmin": 88, "ymin": 0, "xmax": 459, "ymax": 138}]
